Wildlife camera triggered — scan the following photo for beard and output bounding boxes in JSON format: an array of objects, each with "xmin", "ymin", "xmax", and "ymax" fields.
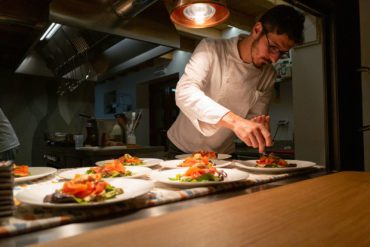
[{"xmin": 251, "ymin": 34, "xmax": 271, "ymax": 69}]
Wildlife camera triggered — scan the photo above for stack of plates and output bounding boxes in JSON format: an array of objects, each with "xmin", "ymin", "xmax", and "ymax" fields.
[{"xmin": 0, "ymin": 161, "xmax": 14, "ymax": 218}]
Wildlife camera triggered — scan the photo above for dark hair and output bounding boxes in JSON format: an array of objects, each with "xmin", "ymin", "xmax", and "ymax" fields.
[{"xmin": 259, "ymin": 5, "xmax": 305, "ymax": 44}]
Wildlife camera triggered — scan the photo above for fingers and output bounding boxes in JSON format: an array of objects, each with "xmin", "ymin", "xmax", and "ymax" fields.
[
  {"xmin": 253, "ymin": 129, "xmax": 266, "ymax": 153},
  {"xmin": 242, "ymin": 122, "xmax": 271, "ymax": 153},
  {"xmin": 260, "ymin": 125, "xmax": 272, "ymax": 147},
  {"xmin": 246, "ymin": 132, "xmax": 258, "ymax": 149},
  {"xmin": 248, "ymin": 116, "xmax": 271, "ymax": 151},
  {"xmin": 251, "ymin": 115, "xmax": 270, "ymax": 130},
  {"xmin": 232, "ymin": 115, "xmax": 272, "ymax": 153},
  {"xmin": 251, "ymin": 115, "xmax": 264, "ymax": 124},
  {"xmin": 265, "ymin": 115, "xmax": 271, "ymax": 132},
  {"xmin": 253, "ymin": 125, "xmax": 271, "ymax": 153}
]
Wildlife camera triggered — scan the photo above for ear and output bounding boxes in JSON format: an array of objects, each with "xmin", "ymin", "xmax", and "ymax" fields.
[{"xmin": 252, "ymin": 22, "xmax": 264, "ymax": 37}]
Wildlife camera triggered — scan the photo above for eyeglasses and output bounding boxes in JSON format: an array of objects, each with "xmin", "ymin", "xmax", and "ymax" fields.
[{"xmin": 264, "ymin": 31, "xmax": 290, "ymax": 59}]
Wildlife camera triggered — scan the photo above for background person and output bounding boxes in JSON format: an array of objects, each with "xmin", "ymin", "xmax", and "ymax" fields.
[{"xmin": 0, "ymin": 107, "xmax": 20, "ymax": 161}]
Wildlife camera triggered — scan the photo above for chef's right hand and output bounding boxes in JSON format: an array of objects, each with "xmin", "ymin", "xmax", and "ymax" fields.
[
  {"xmin": 218, "ymin": 112, "xmax": 272, "ymax": 153},
  {"xmin": 251, "ymin": 115, "xmax": 271, "ymax": 132}
]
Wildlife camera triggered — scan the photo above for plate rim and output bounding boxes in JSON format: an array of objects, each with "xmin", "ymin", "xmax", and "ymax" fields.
[
  {"xmin": 150, "ymin": 168, "xmax": 249, "ymax": 187},
  {"xmin": 58, "ymin": 166, "xmax": 152, "ymax": 180},
  {"xmin": 95, "ymin": 158, "xmax": 163, "ymax": 167},
  {"xmin": 174, "ymin": 153, "xmax": 232, "ymax": 160},
  {"xmin": 160, "ymin": 159, "xmax": 231, "ymax": 169},
  {"xmin": 235, "ymin": 159, "xmax": 316, "ymax": 173},
  {"xmin": 14, "ymin": 167, "xmax": 57, "ymax": 183},
  {"xmin": 15, "ymin": 178, "xmax": 153, "ymax": 208}
]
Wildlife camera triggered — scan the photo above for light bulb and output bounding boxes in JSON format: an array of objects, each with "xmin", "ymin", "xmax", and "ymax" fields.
[{"xmin": 183, "ymin": 3, "xmax": 216, "ymax": 25}]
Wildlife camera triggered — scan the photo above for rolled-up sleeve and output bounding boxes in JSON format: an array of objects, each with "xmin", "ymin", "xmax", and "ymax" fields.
[{"xmin": 175, "ymin": 39, "xmax": 230, "ymax": 136}]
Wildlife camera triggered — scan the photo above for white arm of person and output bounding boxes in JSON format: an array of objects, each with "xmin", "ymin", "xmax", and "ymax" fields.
[
  {"xmin": 175, "ymin": 39, "xmax": 230, "ymax": 136},
  {"xmin": 217, "ymin": 112, "xmax": 272, "ymax": 153}
]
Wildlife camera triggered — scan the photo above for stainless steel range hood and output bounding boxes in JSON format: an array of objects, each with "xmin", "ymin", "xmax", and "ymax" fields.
[
  {"xmin": 49, "ymin": 0, "xmax": 180, "ymax": 48},
  {"xmin": 17, "ymin": 0, "xmax": 179, "ymax": 86}
]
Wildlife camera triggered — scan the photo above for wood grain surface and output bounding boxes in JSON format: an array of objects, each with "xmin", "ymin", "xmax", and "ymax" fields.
[{"xmin": 33, "ymin": 172, "xmax": 370, "ymax": 247}]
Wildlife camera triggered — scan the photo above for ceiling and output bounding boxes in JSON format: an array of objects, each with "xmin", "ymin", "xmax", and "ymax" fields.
[
  {"xmin": 0, "ymin": 0, "xmax": 280, "ymax": 74},
  {"xmin": 0, "ymin": 0, "xmax": 52, "ymax": 71}
]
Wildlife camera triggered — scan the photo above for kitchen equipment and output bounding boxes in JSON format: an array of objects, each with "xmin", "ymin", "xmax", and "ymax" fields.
[
  {"xmin": 79, "ymin": 113, "xmax": 99, "ymax": 146},
  {"xmin": 44, "ymin": 132, "xmax": 74, "ymax": 147},
  {"xmin": 126, "ymin": 111, "xmax": 139, "ymax": 134},
  {"xmin": 126, "ymin": 111, "xmax": 142, "ymax": 143},
  {"xmin": 73, "ymin": 134, "xmax": 84, "ymax": 148},
  {"xmin": 113, "ymin": 113, "xmax": 127, "ymax": 144}
]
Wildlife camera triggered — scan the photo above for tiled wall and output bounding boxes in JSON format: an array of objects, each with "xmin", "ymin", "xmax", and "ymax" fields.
[{"xmin": 0, "ymin": 70, "xmax": 95, "ymax": 165}]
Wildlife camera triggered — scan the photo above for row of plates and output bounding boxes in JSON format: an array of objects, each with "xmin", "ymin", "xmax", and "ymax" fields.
[
  {"xmin": 15, "ymin": 167, "xmax": 249, "ymax": 208},
  {"xmin": 15, "ymin": 153, "xmax": 232, "ymax": 183},
  {"xmin": 14, "ymin": 156, "xmax": 316, "ymax": 208},
  {"xmin": 15, "ymin": 158, "xmax": 317, "ymax": 183}
]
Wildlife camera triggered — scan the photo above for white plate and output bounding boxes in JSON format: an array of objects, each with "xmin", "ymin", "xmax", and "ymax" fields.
[
  {"xmin": 175, "ymin": 153, "xmax": 232, "ymax": 160},
  {"xmin": 150, "ymin": 168, "xmax": 249, "ymax": 187},
  {"xmin": 15, "ymin": 178, "xmax": 153, "ymax": 208},
  {"xmin": 59, "ymin": 166, "xmax": 152, "ymax": 180},
  {"xmin": 233, "ymin": 160, "xmax": 316, "ymax": 174},
  {"xmin": 160, "ymin": 159, "xmax": 232, "ymax": 169},
  {"xmin": 15, "ymin": 167, "xmax": 57, "ymax": 183},
  {"xmin": 95, "ymin": 158, "xmax": 163, "ymax": 168}
]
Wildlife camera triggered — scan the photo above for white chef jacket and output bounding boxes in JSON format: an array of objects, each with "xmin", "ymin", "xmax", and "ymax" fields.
[{"xmin": 167, "ymin": 36, "xmax": 276, "ymax": 154}]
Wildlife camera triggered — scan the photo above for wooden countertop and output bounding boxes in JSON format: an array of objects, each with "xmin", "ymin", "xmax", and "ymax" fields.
[{"xmin": 34, "ymin": 171, "xmax": 370, "ymax": 247}]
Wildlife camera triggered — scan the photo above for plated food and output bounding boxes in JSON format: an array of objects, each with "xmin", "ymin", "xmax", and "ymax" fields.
[
  {"xmin": 96, "ymin": 155, "xmax": 163, "ymax": 168},
  {"xmin": 118, "ymin": 154, "xmax": 143, "ymax": 166},
  {"xmin": 192, "ymin": 150, "xmax": 217, "ymax": 159},
  {"xmin": 169, "ymin": 164, "xmax": 226, "ymax": 182},
  {"xmin": 59, "ymin": 166, "xmax": 152, "ymax": 180},
  {"xmin": 44, "ymin": 174, "xmax": 123, "ymax": 204},
  {"xmin": 234, "ymin": 158, "xmax": 316, "ymax": 174},
  {"xmin": 15, "ymin": 178, "xmax": 153, "ymax": 208},
  {"xmin": 175, "ymin": 153, "xmax": 232, "ymax": 160},
  {"xmin": 14, "ymin": 167, "xmax": 57, "ymax": 183},
  {"xmin": 178, "ymin": 153, "xmax": 214, "ymax": 168},
  {"xmin": 256, "ymin": 153, "xmax": 297, "ymax": 168},
  {"xmin": 160, "ymin": 159, "xmax": 231, "ymax": 169},
  {"xmin": 87, "ymin": 160, "xmax": 132, "ymax": 178},
  {"xmin": 12, "ymin": 164, "xmax": 30, "ymax": 177},
  {"xmin": 151, "ymin": 168, "xmax": 249, "ymax": 187}
]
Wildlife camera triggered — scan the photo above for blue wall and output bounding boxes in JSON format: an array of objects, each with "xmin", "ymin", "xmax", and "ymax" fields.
[{"xmin": 95, "ymin": 50, "xmax": 192, "ymax": 145}]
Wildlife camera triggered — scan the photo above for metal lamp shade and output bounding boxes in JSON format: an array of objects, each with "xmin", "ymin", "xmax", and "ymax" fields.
[{"xmin": 170, "ymin": 0, "xmax": 229, "ymax": 28}]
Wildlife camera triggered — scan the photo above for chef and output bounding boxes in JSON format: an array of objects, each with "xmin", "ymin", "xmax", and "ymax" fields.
[{"xmin": 167, "ymin": 5, "xmax": 305, "ymax": 158}]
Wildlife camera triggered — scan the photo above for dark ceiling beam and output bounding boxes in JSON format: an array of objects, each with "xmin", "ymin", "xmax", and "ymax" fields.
[{"xmin": 0, "ymin": 15, "xmax": 44, "ymax": 29}]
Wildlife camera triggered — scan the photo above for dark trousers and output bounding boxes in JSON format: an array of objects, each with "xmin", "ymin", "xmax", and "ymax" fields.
[{"xmin": 166, "ymin": 138, "xmax": 186, "ymax": 159}]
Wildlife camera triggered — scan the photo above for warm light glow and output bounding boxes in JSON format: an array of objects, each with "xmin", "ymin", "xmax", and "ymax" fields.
[
  {"xmin": 183, "ymin": 3, "xmax": 216, "ymax": 25},
  {"xmin": 170, "ymin": 0, "xmax": 229, "ymax": 28}
]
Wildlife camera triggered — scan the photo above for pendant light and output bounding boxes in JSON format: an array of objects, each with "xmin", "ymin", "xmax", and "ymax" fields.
[{"xmin": 170, "ymin": 0, "xmax": 230, "ymax": 28}]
